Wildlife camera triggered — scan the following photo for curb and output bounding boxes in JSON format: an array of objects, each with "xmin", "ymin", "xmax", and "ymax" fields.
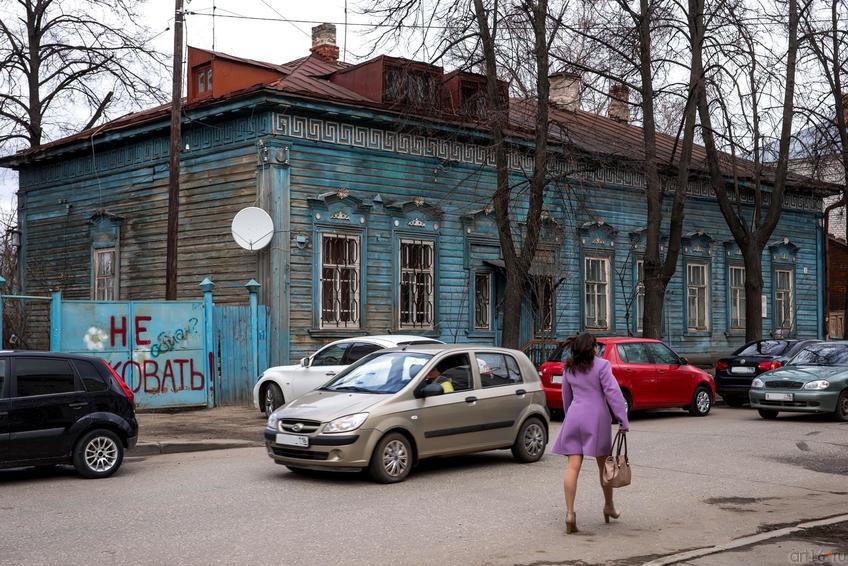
[
  {"xmin": 129, "ymin": 439, "xmax": 263, "ymax": 457},
  {"xmin": 642, "ymin": 513, "xmax": 848, "ymax": 566}
]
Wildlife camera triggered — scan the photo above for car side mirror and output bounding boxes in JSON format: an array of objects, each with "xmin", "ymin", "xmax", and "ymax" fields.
[
  {"xmin": 415, "ymin": 382, "xmax": 444, "ymax": 399},
  {"xmin": 300, "ymin": 357, "xmax": 310, "ymax": 368},
  {"xmin": 679, "ymin": 357, "xmax": 689, "ymax": 366}
]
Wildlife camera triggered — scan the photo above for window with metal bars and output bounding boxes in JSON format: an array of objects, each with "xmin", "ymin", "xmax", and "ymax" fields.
[
  {"xmin": 474, "ymin": 272, "xmax": 491, "ymax": 330},
  {"xmin": 94, "ymin": 248, "xmax": 117, "ymax": 301},
  {"xmin": 320, "ymin": 233, "xmax": 360, "ymax": 329},
  {"xmin": 399, "ymin": 240, "xmax": 434, "ymax": 329}
]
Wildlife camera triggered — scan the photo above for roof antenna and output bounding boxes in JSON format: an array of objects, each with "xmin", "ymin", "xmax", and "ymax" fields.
[{"xmin": 212, "ymin": 0, "xmax": 216, "ymax": 51}]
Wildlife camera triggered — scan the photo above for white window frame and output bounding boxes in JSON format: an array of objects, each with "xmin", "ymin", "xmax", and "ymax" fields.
[
  {"xmin": 474, "ymin": 271, "xmax": 492, "ymax": 331},
  {"xmin": 635, "ymin": 259, "xmax": 644, "ymax": 333},
  {"xmin": 398, "ymin": 239, "xmax": 435, "ymax": 330},
  {"xmin": 584, "ymin": 256, "xmax": 611, "ymax": 330},
  {"xmin": 686, "ymin": 262, "xmax": 710, "ymax": 331},
  {"xmin": 319, "ymin": 233, "xmax": 361, "ymax": 330},
  {"xmin": 93, "ymin": 247, "xmax": 117, "ymax": 301},
  {"xmin": 729, "ymin": 265, "xmax": 745, "ymax": 330},
  {"xmin": 775, "ymin": 268, "xmax": 794, "ymax": 330}
]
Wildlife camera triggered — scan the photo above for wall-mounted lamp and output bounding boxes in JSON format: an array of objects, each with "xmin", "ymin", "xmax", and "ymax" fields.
[
  {"xmin": 295, "ymin": 234, "xmax": 307, "ymax": 249},
  {"xmin": 6, "ymin": 226, "xmax": 21, "ymax": 251}
]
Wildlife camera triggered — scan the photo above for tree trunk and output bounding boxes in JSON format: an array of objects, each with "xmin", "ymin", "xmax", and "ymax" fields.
[
  {"xmin": 742, "ymin": 243, "xmax": 764, "ymax": 342},
  {"xmin": 501, "ymin": 275, "xmax": 524, "ymax": 348},
  {"xmin": 642, "ymin": 270, "xmax": 665, "ymax": 338}
]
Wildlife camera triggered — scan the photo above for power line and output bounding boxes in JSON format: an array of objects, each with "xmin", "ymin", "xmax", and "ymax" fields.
[{"xmin": 183, "ymin": 9, "xmax": 848, "ymax": 29}]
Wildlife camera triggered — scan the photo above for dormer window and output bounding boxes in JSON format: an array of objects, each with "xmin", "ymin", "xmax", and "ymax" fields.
[
  {"xmin": 385, "ymin": 66, "xmax": 438, "ymax": 108},
  {"xmin": 195, "ymin": 65, "xmax": 212, "ymax": 95}
]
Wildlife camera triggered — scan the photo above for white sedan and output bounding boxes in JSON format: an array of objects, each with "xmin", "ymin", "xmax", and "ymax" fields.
[{"xmin": 253, "ymin": 335, "xmax": 443, "ymax": 414}]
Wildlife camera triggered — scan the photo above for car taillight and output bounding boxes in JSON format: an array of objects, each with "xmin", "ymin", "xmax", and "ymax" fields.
[
  {"xmin": 715, "ymin": 360, "xmax": 729, "ymax": 371},
  {"xmin": 103, "ymin": 359, "xmax": 135, "ymax": 407},
  {"xmin": 758, "ymin": 360, "xmax": 782, "ymax": 372}
]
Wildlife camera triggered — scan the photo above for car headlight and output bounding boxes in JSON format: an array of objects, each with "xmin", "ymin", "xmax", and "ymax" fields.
[
  {"xmin": 751, "ymin": 378, "xmax": 765, "ymax": 389},
  {"xmin": 802, "ymin": 380, "xmax": 830, "ymax": 390},
  {"xmin": 323, "ymin": 413, "xmax": 369, "ymax": 434},
  {"xmin": 266, "ymin": 411, "xmax": 282, "ymax": 430}
]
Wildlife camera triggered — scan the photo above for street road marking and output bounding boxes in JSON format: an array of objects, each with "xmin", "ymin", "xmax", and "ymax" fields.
[{"xmin": 642, "ymin": 512, "xmax": 848, "ymax": 566}]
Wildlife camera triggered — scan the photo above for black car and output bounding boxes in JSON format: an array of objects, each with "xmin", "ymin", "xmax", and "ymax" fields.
[
  {"xmin": 0, "ymin": 352, "xmax": 138, "ymax": 478},
  {"xmin": 714, "ymin": 340, "xmax": 818, "ymax": 406}
]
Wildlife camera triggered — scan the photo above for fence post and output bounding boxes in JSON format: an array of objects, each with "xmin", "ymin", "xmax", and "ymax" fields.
[
  {"xmin": 200, "ymin": 278, "xmax": 215, "ymax": 408},
  {"xmin": 246, "ymin": 279, "xmax": 261, "ymax": 388},
  {"xmin": 0, "ymin": 276, "xmax": 5, "ymax": 349},
  {"xmin": 50, "ymin": 289, "xmax": 62, "ymax": 352}
]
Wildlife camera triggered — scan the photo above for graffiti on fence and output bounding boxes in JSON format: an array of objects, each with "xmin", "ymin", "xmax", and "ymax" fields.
[{"xmin": 59, "ymin": 301, "xmax": 209, "ymax": 408}]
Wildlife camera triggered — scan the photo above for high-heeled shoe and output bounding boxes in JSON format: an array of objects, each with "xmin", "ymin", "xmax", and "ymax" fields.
[
  {"xmin": 603, "ymin": 504, "xmax": 621, "ymax": 523},
  {"xmin": 565, "ymin": 512, "xmax": 578, "ymax": 534}
]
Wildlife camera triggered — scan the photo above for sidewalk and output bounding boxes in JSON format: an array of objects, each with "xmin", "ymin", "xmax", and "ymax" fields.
[{"xmin": 129, "ymin": 405, "xmax": 267, "ymax": 456}]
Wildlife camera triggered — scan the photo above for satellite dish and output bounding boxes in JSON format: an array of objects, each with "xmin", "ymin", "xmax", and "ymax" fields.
[{"xmin": 231, "ymin": 207, "xmax": 274, "ymax": 251}]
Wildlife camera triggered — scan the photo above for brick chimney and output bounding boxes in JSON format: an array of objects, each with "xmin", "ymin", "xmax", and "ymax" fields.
[
  {"xmin": 311, "ymin": 23, "xmax": 339, "ymax": 64},
  {"xmin": 549, "ymin": 72, "xmax": 581, "ymax": 112},
  {"xmin": 608, "ymin": 83, "xmax": 630, "ymax": 123},
  {"xmin": 842, "ymin": 92, "xmax": 848, "ymax": 124}
]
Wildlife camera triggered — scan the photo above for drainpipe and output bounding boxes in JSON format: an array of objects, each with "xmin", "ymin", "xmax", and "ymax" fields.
[{"xmin": 823, "ymin": 193, "xmax": 847, "ymax": 339}]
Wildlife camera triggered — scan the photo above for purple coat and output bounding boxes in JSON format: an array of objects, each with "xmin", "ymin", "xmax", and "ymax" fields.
[{"xmin": 551, "ymin": 357, "xmax": 630, "ymax": 457}]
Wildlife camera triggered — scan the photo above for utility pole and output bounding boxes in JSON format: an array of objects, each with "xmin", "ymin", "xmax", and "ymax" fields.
[{"xmin": 166, "ymin": 0, "xmax": 184, "ymax": 300}]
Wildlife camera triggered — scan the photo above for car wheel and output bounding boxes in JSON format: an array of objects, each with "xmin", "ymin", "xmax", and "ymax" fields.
[
  {"xmin": 369, "ymin": 432, "xmax": 413, "ymax": 484},
  {"xmin": 73, "ymin": 429, "xmax": 124, "ymax": 479},
  {"xmin": 723, "ymin": 395, "xmax": 747, "ymax": 408},
  {"xmin": 688, "ymin": 386, "xmax": 712, "ymax": 416},
  {"xmin": 511, "ymin": 417, "xmax": 547, "ymax": 463},
  {"xmin": 263, "ymin": 383, "xmax": 284, "ymax": 416},
  {"xmin": 834, "ymin": 391, "xmax": 848, "ymax": 422},
  {"xmin": 758, "ymin": 409, "xmax": 779, "ymax": 420}
]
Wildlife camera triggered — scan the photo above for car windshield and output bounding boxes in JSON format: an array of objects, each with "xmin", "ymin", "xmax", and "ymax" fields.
[
  {"xmin": 734, "ymin": 340, "xmax": 792, "ymax": 357},
  {"xmin": 789, "ymin": 344, "xmax": 848, "ymax": 367},
  {"xmin": 321, "ymin": 351, "xmax": 434, "ymax": 394},
  {"xmin": 548, "ymin": 343, "xmax": 605, "ymax": 362}
]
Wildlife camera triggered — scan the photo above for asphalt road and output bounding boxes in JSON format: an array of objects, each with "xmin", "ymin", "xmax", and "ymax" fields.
[{"xmin": 2, "ymin": 407, "xmax": 847, "ymax": 566}]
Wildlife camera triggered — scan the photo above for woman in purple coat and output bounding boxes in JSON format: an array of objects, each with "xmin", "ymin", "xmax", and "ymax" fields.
[{"xmin": 551, "ymin": 332, "xmax": 629, "ymax": 534}]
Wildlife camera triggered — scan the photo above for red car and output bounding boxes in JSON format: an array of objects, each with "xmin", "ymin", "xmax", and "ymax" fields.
[{"xmin": 539, "ymin": 337, "xmax": 716, "ymax": 417}]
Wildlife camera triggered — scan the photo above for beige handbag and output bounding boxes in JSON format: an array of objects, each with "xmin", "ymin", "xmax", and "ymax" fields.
[{"xmin": 602, "ymin": 431, "xmax": 631, "ymax": 488}]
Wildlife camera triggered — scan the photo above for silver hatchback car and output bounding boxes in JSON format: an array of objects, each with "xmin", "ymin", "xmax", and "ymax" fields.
[{"xmin": 264, "ymin": 344, "xmax": 550, "ymax": 483}]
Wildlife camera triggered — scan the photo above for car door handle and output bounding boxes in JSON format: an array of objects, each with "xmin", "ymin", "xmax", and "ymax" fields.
[
  {"xmin": 325, "ymin": 371, "xmax": 336, "ymax": 377},
  {"xmin": 465, "ymin": 396, "xmax": 477, "ymax": 404},
  {"xmin": 515, "ymin": 389, "xmax": 527, "ymax": 396},
  {"xmin": 68, "ymin": 402, "xmax": 88, "ymax": 409}
]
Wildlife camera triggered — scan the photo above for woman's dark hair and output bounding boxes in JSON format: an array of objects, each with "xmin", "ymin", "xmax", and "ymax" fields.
[{"xmin": 564, "ymin": 332, "xmax": 598, "ymax": 374}]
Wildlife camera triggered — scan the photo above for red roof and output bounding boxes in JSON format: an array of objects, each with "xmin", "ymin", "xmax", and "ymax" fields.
[{"xmin": 0, "ymin": 47, "xmax": 838, "ymax": 194}]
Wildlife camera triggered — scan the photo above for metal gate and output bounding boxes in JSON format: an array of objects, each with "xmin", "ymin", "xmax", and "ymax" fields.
[{"xmin": 56, "ymin": 299, "xmax": 213, "ymax": 409}]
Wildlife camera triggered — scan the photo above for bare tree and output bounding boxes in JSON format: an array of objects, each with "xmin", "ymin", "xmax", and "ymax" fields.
[
  {"xmin": 0, "ymin": 0, "xmax": 166, "ymax": 152},
  {"xmin": 690, "ymin": 0, "xmax": 801, "ymax": 342},
  {"xmin": 797, "ymin": 0, "xmax": 848, "ymax": 337},
  {"xmin": 365, "ymin": 0, "xmax": 567, "ymax": 348},
  {"xmin": 554, "ymin": 0, "xmax": 699, "ymax": 339}
]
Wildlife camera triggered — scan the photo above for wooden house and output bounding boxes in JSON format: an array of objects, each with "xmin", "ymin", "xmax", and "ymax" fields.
[{"xmin": 0, "ymin": 24, "xmax": 837, "ymax": 365}]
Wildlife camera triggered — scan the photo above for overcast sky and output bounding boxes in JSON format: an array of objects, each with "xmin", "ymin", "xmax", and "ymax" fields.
[{"xmin": 0, "ymin": 0, "xmax": 388, "ymax": 212}]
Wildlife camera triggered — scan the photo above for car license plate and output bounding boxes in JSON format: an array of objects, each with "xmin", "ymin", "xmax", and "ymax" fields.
[
  {"xmin": 765, "ymin": 392, "xmax": 794, "ymax": 402},
  {"xmin": 276, "ymin": 433, "xmax": 309, "ymax": 448},
  {"xmin": 730, "ymin": 366, "xmax": 756, "ymax": 375},
  {"xmin": 551, "ymin": 374, "xmax": 563, "ymax": 384}
]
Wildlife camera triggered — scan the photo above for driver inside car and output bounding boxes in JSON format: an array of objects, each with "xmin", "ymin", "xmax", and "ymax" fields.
[{"xmin": 424, "ymin": 367, "xmax": 455, "ymax": 393}]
